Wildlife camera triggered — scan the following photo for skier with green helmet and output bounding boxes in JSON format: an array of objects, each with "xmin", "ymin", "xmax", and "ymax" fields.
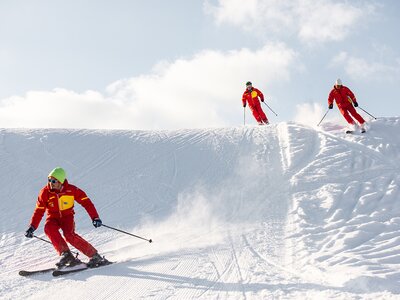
[{"xmin": 25, "ymin": 167, "xmax": 107, "ymax": 268}]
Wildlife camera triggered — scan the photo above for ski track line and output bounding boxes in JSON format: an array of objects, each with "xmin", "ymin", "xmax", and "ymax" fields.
[
  {"xmin": 288, "ymin": 132, "xmax": 395, "ymax": 192},
  {"xmin": 277, "ymin": 123, "xmax": 322, "ymax": 180},
  {"xmin": 75, "ymin": 149, "xmax": 119, "ymax": 182},
  {"xmin": 197, "ymin": 248, "xmax": 234, "ymax": 297},
  {"xmin": 289, "ymin": 129, "xmax": 325, "ymax": 181},
  {"xmin": 174, "ymin": 129, "xmax": 212, "ymax": 149},
  {"xmin": 171, "ymin": 151, "xmax": 178, "ymax": 187},
  {"xmin": 241, "ymin": 234, "xmax": 302, "ymax": 284},
  {"xmin": 228, "ymin": 234, "xmax": 247, "ymax": 300},
  {"xmin": 318, "ymin": 129, "xmax": 399, "ymax": 170},
  {"xmin": 0, "ymin": 129, "xmax": 9, "ymax": 155}
]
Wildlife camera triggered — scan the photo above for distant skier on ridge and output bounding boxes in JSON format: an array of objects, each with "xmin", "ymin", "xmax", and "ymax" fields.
[
  {"xmin": 242, "ymin": 81, "xmax": 269, "ymax": 125},
  {"xmin": 24, "ymin": 167, "xmax": 107, "ymax": 268},
  {"xmin": 328, "ymin": 78, "xmax": 366, "ymax": 133}
]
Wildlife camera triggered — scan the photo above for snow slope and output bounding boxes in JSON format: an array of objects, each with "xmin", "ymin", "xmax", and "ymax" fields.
[{"xmin": 0, "ymin": 117, "xmax": 399, "ymax": 299}]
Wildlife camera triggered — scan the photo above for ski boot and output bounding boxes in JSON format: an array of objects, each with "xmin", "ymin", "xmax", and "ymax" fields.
[
  {"xmin": 56, "ymin": 251, "xmax": 81, "ymax": 268},
  {"xmin": 87, "ymin": 253, "xmax": 110, "ymax": 268},
  {"xmin": 360, "ymin": 123, "xmax": 366, "ymax": 133}
]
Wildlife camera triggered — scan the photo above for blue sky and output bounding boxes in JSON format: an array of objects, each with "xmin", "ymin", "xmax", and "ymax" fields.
[{"xmin": 0, "ymin": 0, "xmax": 399, "ymax": 129}]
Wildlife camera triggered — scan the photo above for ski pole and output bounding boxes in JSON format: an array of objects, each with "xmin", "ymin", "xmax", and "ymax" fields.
[
  {"xmin": 102, "ymin": 224, "xmax": 153, "ymax": 243},
  {"xmin": 317, "ymin": 109, "xmax": 330, "ymax": 126},
  {"xmin": 243, "ymin": 107, "xmax": 246, "ymax": 126},
  {"xmin": 34, "ymin": 235, "xmax": 52, "ymax": 245},
  {"xmin": 357, "ymin": 106, "xmax": 377, "ymax": 120},
  {"xmin": 33, "ymin": 235, "xmax": 79, "ymax": 256},
  {"xmin": 262, "ymin": 101, "xmax": 278, "ymax": 116}
]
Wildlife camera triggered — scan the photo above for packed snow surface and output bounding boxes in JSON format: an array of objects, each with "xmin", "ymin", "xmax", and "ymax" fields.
[{"xmin": 1, "ymin": 117, "xmax": 399, "ymax": 299}]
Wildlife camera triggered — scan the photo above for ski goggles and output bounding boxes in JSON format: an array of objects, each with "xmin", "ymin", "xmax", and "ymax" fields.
[{"xmin": 48, "ymin": 178, "xmax": 59, "ymax": 184}]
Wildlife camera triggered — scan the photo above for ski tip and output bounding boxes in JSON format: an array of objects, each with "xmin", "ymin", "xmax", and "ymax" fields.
[{"xmin": 19, "ymin": 268, "xmax": 55, "ymax": 276}]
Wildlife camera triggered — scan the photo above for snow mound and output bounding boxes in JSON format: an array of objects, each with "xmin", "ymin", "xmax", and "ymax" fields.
[{"xmin": 0, "ymin": 117, "xmax": 399, "ymax": 299}]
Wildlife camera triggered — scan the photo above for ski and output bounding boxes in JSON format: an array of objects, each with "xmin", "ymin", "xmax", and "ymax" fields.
[
  {"xmin": 52, "ymin": 260, "xmax": 113, "ymax": 277},
  {"xmin": 345, "ymin": 130, "xmax": 354, "ymax": 134},
  {"xmin": 52, "ymin": 264, "xmax": 88, "ymax": 277},
  {"xmin": 20, "ymin": 258, "xmax": 113, "ymax": 277},
  {"xmin": 19, "ymin": 267, "xmax": 56, "ymax": 276}
]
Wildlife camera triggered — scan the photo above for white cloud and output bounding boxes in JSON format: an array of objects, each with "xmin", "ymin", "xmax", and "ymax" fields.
[
  {"xmin": 0, "ymin": 89, "xmax": 130, "ymax": 129},
  {"xmin": 204, "ymin": 0, "xmax": 375, "ymax": 44},
  {"xmin": 296, "ymin": 0, "xmax": 366, "ymax": 43},
  {"xmin": 330, "ymin": 51, "xmax": 400, "ymax": 82},
  {"xmin": 204, "ymin": 0, "xmax": 293, "ymax": 32},
  {"xmin": 0, "ymin": 43, "xmax": 298, "ymax": 130}
]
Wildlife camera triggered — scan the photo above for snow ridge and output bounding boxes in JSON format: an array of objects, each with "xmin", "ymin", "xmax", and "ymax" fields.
[{"xmin": 0, "ymin": 117, "xmax": 399, "ymax": 299}]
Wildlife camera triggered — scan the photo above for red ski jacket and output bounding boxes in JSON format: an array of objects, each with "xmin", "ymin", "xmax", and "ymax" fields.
[
  {"xmin": 328, "ymin": 85, "xmax": 357, "ymax": 109},
  {"xmin": 30, "ymin": 179, "xmax": 99, "ymax": 229},
  {"xmin": 242, "ymin": 87, "xmax": 264, "ymax": 107}
]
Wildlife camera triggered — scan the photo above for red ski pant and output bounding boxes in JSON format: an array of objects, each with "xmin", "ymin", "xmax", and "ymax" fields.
[
  {"xmin": 44, "ymin": 214, "xmax": 97, "ymax": 257},
  {"xmin": 249, "ymin": 101, "xmax": 268, "ymax": 123},
  {"xmin": 339, "ymin": 105, "xmax": 365, "ymax": 125}
]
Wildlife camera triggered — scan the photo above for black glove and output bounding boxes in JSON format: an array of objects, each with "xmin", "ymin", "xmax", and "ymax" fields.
[
  {"xmin": 261, "ymin": 98, "xmax": 264, "ymax": 102},
  {"xmin": 243, "ymin": 104, "xmax": 246, "ymax": 108},
  {"xmin": 25, "ymin": 225, "xmax": 35, "ymax": 238},
  {"xmin": 328, "ymin": 104, "xmax": 333, "ymax": 109},
  {"xmin": 92, "ymin": 218, "xmax": 102, "ymax": 228},
  {"xmin": 353, "ymin": 101, "xmax": 358, "ymax": 107}
]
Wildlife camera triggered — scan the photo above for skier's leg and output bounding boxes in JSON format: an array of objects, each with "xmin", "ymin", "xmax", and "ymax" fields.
[
  {"xmin": 340, "ymin": 107, "xmax": 356, "ymax": 125},
  {"xmin": 44, "ymin": 218, "xmax": 70, "ymax": 255},
  {"xmin": 249, "ymin": 104, "xmax": 263, "ymax": 124},
  {"xmin": 347, "ymin": 105, "xmax": 366, "ymax": 125},
  {"xmin": 259, "ymin": 105, "xmax": 269, "ymax": 124},
  {"xmin": 61, "ymin": 214, "xmax": 97, "ymax": 257},
  {"xmin": 254, "ymin": 101, "xmax": 269, "ymax": 124}
]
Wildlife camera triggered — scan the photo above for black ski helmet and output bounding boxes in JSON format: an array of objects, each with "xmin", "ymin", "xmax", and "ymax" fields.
[{"xmin": 246, "ymin": 81, "xmax": 252, "ymax": 86}]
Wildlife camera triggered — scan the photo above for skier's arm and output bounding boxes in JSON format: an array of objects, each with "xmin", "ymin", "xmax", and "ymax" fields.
[
  {"xmin": 242, "ymin": 93, "xmax": 247, "ymax": 107},
  {"xmin": 328, "ymin": 90, "xmax": 335, "ymax": 107},
  {"xmin": 345, "ymin": 87, "xmax": 357, "ymax": 103},
  {"xmin": 74, "ymin": 187, "xmax": 99, "ymax": 220},
  {"xmin": 255, "ymin": 88, "xmax": 264, "ymax": 102},
  {"xmin": 29, "ymin": 192, "xmax": 46, "ymax": 229}
]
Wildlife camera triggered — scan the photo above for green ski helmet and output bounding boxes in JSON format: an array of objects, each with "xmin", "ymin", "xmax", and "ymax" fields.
[{"xmin": 48, "ymin": 167, "xmax": 66, "ymax": 184}]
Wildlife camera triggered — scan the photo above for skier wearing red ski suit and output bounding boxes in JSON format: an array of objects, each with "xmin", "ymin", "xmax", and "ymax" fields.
[
  {"xmin": 242, "ymin": 82, "xmax": 269, "ymax": 125},
  {"xmin": 328, "ymin": 80, "xmax": 365, "ymax": 126},
  {"xmin": 26, "ymin": 169, "xmax": 101, "ymax": 259}
]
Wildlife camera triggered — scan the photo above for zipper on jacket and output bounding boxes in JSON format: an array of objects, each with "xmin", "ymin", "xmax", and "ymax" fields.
[{"xmin": 56, "ymin": 194, "xmax": 62, "ymax": 218}]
